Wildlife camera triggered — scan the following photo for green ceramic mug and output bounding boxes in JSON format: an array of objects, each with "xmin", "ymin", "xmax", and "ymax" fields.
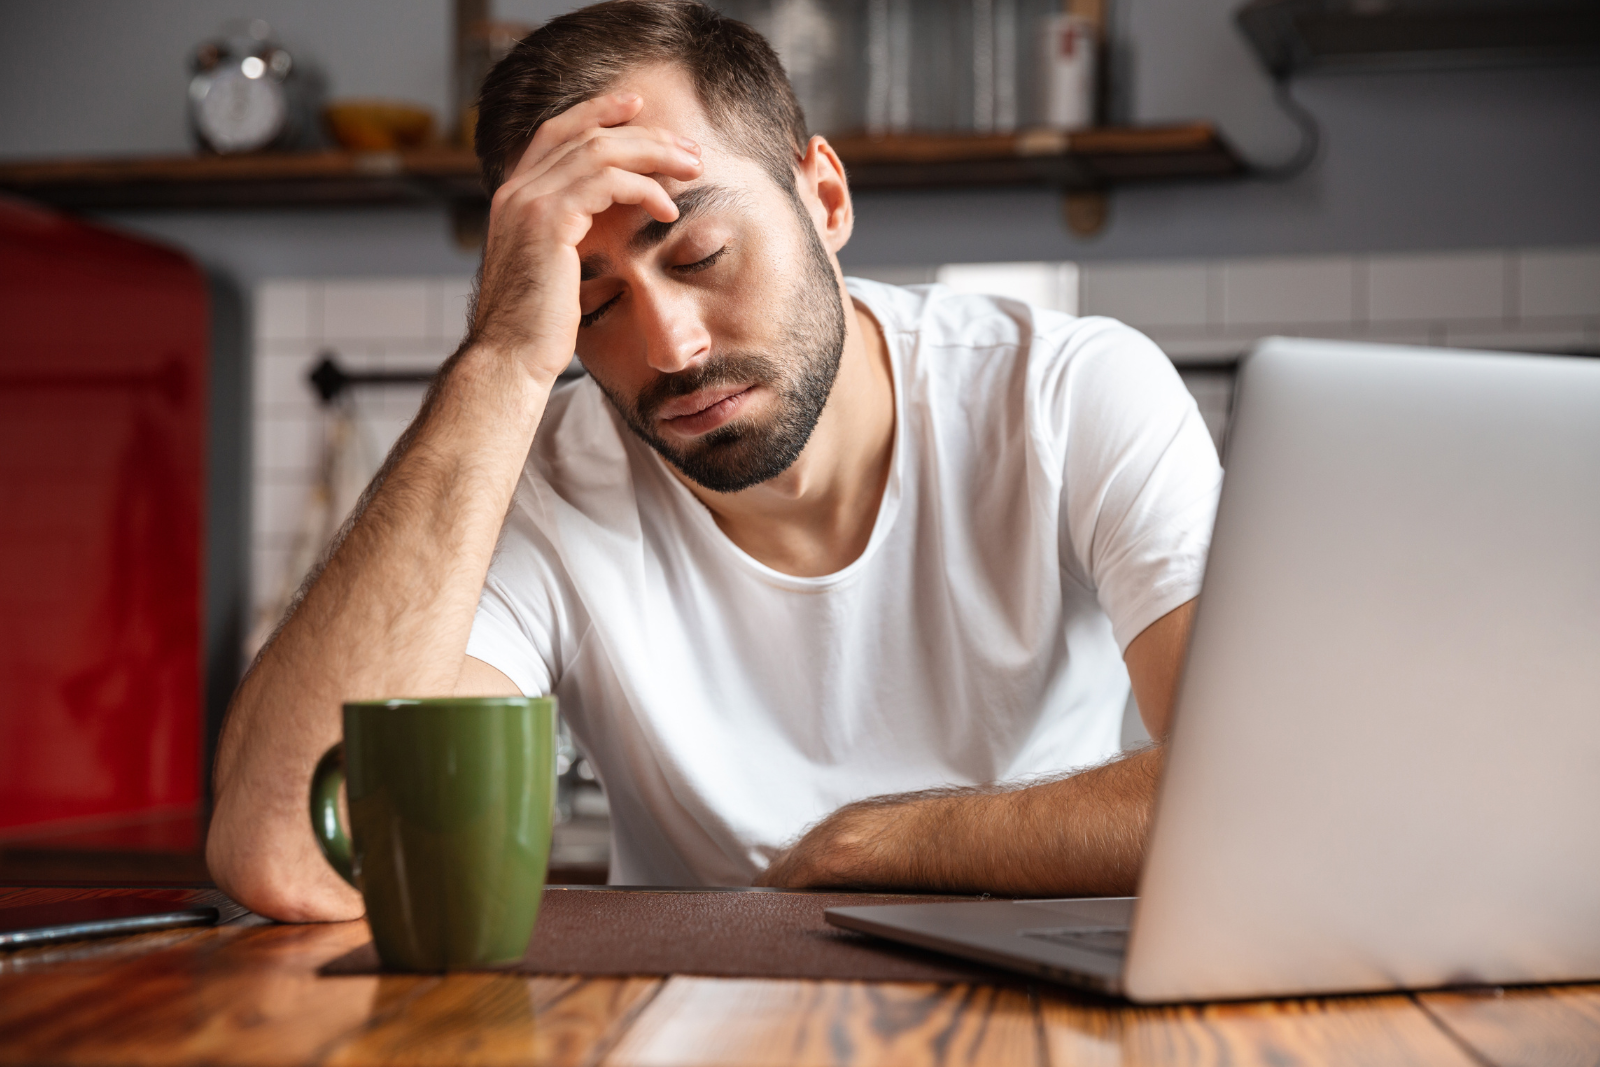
[{"xmin": 309, "ymin": 696, "xmax": 557, "ymax": 971}]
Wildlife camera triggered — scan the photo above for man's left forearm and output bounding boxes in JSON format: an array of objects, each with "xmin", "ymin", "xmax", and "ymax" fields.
[{"xmin": 756, "ymin": 744, "xmax": 1164, "ymax": 896}]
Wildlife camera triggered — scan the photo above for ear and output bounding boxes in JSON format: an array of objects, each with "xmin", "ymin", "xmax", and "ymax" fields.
[{"xmin": 794, "ymin": 135, "xmax": 854, "ymax": 254}]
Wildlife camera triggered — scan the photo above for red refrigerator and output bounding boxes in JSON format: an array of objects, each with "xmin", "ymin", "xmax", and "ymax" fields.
[{"xmin": 0, "ymin": 198, "xmax": 215, "ymax": 844}]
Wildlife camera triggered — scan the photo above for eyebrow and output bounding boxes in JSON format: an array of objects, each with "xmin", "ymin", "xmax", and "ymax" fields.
[{"xmin": 579, "ymin": 184, "xmax": 741, "ymax": 281}]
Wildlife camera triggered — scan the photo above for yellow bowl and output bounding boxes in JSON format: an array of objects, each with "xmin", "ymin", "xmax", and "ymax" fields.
[{"xmin": 324, "ymin": 101, "xmax": 436, "ymax": 152}]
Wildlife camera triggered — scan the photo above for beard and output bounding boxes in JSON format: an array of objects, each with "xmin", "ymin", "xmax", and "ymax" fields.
[{"xmin": 588, "ymin": 205, "xmax": 849, "ymax": 494}]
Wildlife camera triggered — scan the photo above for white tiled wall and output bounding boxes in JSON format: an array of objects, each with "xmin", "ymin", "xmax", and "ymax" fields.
[
  {"xmin": 1220, "ymin": 256, "xmax": 1354, "ymax": 328},
  {"xmin": 935, "ymin": 262, "xmax": 1079, "ymax": 315},
  {"xmin": 1079, "ymin": 261, "xmax": 1211, "ymax": 331},
  {"xmin": 1069, "ymin": 248, "xmax": 1600, "ymax": 362},
  {"xmin": 1521, "ymin": 249, "xmax": 1600, "ymax": 319},
  {"xmin": 251, "ymin": 248, "xmax": 1600, "ymax": 634},
  {"xmin": 250, "ymin": 276, "xmax": 475, "ymax": 628}
]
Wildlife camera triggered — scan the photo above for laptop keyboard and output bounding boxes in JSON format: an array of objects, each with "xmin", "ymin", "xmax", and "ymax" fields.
[{"xmin": 1020, "ymin": 925, "xmax": 1130, "ymax": 958}]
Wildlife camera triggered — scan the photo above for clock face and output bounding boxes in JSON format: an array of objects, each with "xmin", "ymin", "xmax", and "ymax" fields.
[{"xmin": 194, "ymin": 65, "xmax": 286, "ymax": 153}]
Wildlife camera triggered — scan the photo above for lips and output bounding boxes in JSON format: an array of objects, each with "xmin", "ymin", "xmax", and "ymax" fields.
[
  {"xmin": 657, "ymin": 383, "xmax": 749, "ymax": 421},
  {"xmin": 655, "ymin": 383, "xmax": 756, "ymax": 437}
]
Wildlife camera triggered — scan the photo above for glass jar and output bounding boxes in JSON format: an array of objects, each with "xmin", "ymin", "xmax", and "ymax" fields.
[{"xmin": 718, "ymin": 0, "xmax": 855, "ymax": 137}]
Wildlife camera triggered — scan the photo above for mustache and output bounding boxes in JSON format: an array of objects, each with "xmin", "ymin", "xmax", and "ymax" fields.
[{"xmin": 634, "ymin": 352, "xmax": 782, "ymax": 420}]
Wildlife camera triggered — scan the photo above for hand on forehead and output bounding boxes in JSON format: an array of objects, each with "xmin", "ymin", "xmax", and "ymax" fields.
[
  {"xmin": 507, "ymin": 62, "xmax": 717, "ymax": 190},
  {"xmin": 581, "ymin": 68, "xmax": 773, "ymax": 247},
  {"xmin": 608, "ymin": 63, "xmax": 720, "ymax": 162}
]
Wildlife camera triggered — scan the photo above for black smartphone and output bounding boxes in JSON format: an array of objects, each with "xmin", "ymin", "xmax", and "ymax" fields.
[{"xmin": 0, "ymin": 895, "xmax": 220, "ymax": 948}]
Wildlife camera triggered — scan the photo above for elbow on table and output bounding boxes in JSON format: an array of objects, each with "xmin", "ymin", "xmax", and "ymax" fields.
[{"xmin": 205, "ymin": 807, "xmax": 364, "ymax": 924}]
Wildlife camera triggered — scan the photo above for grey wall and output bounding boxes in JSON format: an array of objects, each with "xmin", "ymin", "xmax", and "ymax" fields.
[
  {"xmin": 846, "ymin": 61, "xmax": 1600, "ymax": 266},
  {"xmin": 846, "ymin": 0, "xmax": 1600, "ymax": 265},
  {"xmin": 2, "ymin": 0, "xmax": 1597, "ymax": 285},
  {"xmin": 0, "ymin": 0, "xmax": 471, "ymax": 284},
  {"xmin": 0, "ymin": 0, "xmax": 453, "ymax": 159}
]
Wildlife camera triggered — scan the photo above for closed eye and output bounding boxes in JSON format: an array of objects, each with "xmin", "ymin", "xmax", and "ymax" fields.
[
  {"xmin": 673, "ymin": 244, "xmax": 729, "ymax": 275},
  {"xmin": 580, "ymin": 294, "xmax": 620, "ymax": 329},
  {"xmin": 580, "ymin": 245, "xmax": 730, "ymax": 328}
]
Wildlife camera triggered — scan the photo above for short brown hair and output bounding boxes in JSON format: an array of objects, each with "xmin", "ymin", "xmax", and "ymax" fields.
[{"xmin": 475, "ymin": 0, "xmax": 809, "ymax": 196}]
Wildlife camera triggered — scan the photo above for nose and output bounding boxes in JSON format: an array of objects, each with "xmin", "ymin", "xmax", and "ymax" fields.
[{"xmin": 635, "ymin": 281, "xmax": 711, "ymax": 375}]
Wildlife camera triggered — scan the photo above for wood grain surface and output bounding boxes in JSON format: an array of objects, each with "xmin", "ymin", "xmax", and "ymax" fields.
[
  {"xmin": 603, "ymin": 978, "xmax": 1040, "ymax": 1067},
  {"xmin": 0, "ymin": 919, "xmax": 388, "ymax": 1066},
  {"xmin": 1418, "ymin": 984, "xmax": 1600, "ymax": 1067},
  {"xmin": 601, "ymin": 979, "xmax": 1036, "ymax": 1067},
  {"xmin": 1038, "ymin": 992, "xmax": 1484, "ymax": 1067},
  {"xmin": 3, "ymin": 887, "xmax": 1598, "ymax": 1067},
  {"xmin": 323, "ymin": 975, "xmax": 661, "ymax": 1067}
]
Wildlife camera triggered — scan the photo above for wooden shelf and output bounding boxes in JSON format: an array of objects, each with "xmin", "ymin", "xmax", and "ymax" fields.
[
  {"xmin": 0, "ymin": 124, "xmax": 1243, "ymax": 212},
  {"xmin": 831, "ymin": 123, "xmax": 1244, "ymax": 190},
  {"xmin": 0, "ymin": 147, "xmax": 484, "ymax": 211}
]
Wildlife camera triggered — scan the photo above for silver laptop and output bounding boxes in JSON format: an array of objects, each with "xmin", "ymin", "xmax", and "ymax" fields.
[{"xmin": 827, "ymin": 337, "xmax": 1600, "ymax": 1003}]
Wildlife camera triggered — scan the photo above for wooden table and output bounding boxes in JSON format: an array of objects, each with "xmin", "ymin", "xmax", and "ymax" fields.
[
  {"xmin": 3, "ymin": 886, "xmax": 1598, "ymax": 1067},
  {"xmin": 0, "ymin": 811, "xmax": 611, "ymax": 888}
]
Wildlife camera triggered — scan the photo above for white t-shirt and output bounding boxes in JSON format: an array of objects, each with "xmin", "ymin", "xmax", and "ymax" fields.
[{"xmin": 467, "ymin": 278, "xmax": 1222, "ymax": 886}]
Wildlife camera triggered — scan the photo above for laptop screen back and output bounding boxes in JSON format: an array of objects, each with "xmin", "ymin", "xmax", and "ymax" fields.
[{"xmin": 1127, "ymin": 339, "xmax": 1600, "ymax": 1003}]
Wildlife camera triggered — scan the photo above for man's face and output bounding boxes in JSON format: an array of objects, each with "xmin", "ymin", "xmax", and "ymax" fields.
[{"xmin": 570, "ymin": 67, "xmax": 848, "ymax": 494}]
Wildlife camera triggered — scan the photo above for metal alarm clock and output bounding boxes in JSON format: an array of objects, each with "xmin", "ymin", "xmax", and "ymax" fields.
[{"xmin": 187, "ymin": 20, "xmax": 316, "ymax": 154}]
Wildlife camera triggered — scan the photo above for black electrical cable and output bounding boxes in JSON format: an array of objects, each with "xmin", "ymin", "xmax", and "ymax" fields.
[{"xmin": 1249, "ymin": 78, "xmax": 1322, "ymax": 182}]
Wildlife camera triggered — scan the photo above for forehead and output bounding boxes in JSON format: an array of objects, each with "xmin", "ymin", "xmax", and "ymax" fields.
[
  {"xmin": 604, "ymin": 62, "xmax": 767, "ymax": 199},
  {"xmin": 577, "ymin": 64, "xmax": 781, "ymax": 253},
  {"xmin": 611, "ymin": 63, "xmax": 711, "ymax": 142}
]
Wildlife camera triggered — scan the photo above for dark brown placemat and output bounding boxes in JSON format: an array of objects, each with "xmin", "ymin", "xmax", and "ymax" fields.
[{"xmin": 320, "ymin": 887, "xmax": 1023, "ymax": 984}]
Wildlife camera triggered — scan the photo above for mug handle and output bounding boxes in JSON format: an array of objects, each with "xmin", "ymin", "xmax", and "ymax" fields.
[{"xmin": 309, "ymin": 743, "xmax": 356, "ymax": 886}]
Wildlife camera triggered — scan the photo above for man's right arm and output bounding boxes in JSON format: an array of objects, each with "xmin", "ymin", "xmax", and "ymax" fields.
[{"xmin": 205, "ymin": 93, "xmax": 703, "ymax": 921}]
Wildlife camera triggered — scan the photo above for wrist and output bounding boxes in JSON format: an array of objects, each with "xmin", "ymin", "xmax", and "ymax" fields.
[
  {"xmin": 448, "ymin": 342, "xmax": 558, "ymax": 423},
  {"xmin": 820, "ymin": 798, "xmax": 941, "ymax": 889},
  {"xmin": 456, "ymin": 313, "xmax": 578, "ymax": 390},
  {"xmin": 875, "ymin": 791, "xmax": 996, "ymax": 893}
]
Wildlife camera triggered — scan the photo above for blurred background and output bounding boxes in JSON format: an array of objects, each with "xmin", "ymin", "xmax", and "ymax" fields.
[{"xmin": 1, "ymin": 0, "xmax": 1597, "ymax": 886}]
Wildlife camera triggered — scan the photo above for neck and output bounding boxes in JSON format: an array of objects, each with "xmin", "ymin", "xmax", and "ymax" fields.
[{"xmin": 672, "ymin": 281, "xmax": 895, "ymax": 577}]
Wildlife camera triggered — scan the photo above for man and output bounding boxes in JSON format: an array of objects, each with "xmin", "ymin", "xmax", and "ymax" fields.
[{"xmin": 207, "ymin": 0, "xmax": 1221, "ymax": 922}]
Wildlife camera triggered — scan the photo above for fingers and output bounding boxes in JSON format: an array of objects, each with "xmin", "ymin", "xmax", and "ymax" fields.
[
  {"xmin": 493, "ymin": 132, "xmax": 700, "ymax": 234},
  {"xmin": 510, "ymin": 92, "xmax": 643, "ymax": 180},
  {"xmin": 497, "ymin": 128, "xmax": 701, "ymax": 225},
  {"xmin": 538, "ymin": 130, "xmax": 702, "ymax": 191},
  {"xmin": 752, "ymin": 856, "xmax": 788, "ymax": 888},
  {"xmin": 566, "ymin": 167, "xmax": 681, "ymax": 225},
  {"xmin": 491, "ymin": 166, "xmax": 682, "ymax": 252}
]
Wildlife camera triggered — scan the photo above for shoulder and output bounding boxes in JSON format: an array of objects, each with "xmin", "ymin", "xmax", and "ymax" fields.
[
  {"xmin": 847, "ymin": 275, "xmax": 1173, "ymax": 415},
  {"xmin": 846, "ymin": 275, "xmax": 1045, "ymax": 354},
  {"xmin": 1030, "ymin": 313, "xmax": 1183, "ymax": 416},
  {"xmin": 846, "ymin": 275, "xmax": 1159, "ymax": 370}
]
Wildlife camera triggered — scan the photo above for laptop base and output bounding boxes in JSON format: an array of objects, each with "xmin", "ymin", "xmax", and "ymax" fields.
[{"xmin": 826, "ymin": 897, "xmax": 1133, "ymax": 995}]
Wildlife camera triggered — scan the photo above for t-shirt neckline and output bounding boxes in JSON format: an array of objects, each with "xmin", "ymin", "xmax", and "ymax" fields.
[{"xmin": 648, "ymin": 282, "xmax": 906, "ymax": 591}]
